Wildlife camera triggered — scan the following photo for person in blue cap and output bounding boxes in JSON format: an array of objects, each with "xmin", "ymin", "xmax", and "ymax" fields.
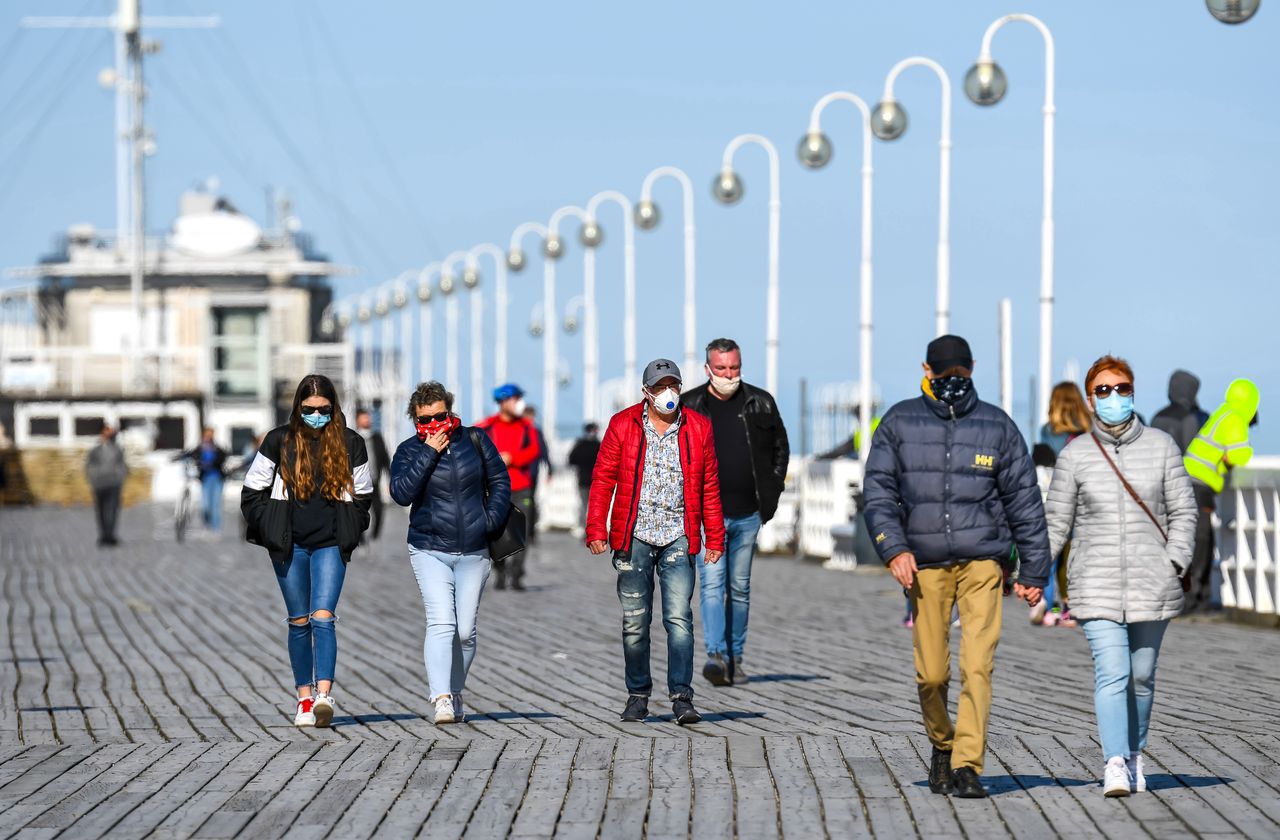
[{"xmin": 476, "ymin": 384, "xmax": 541, "ymax": 590}]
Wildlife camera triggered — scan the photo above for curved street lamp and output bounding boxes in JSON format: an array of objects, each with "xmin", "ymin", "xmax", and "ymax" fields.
[
  {"xmin": 715, "ymin": 133, "xmax": 781, "ymax": 396},
  {"xmin": 584, "ymin": 189, "xmax": 637, "ymax": 417},
  {"xmin": 966, "ymin": 12, "xmax": 1055, "ymax": 425},
  {"xmin": 440, "ymin": 251, "xmax": 471, "ymax": 398},
  {"xmin": 874, "ymin": 57, "xmax": 952, "ymax": 337},
  {"xmin": 541, "ymin": 205, "xmax": 589, "ymax": 441},
  {"xmin": 799, "ymin": 90, "xmax": 876, "ymax": 461},
  {"xmin": 637, "ymin": 166, "xmax": 698, "ymax": 377},
  {"xmin": 506, "ymin": 220, "xmax": 549, "ymax": 394},
  {"xmin": 416, "ymin": 261, "xmax": 442, "ymax": 389},
  {"xmin": 1206, "ymin": 0, "xmax": 1261, "ymax": 23},
  {"xmin": 461, "ymin": 244, "xmax": 505, "ymax": 420}
]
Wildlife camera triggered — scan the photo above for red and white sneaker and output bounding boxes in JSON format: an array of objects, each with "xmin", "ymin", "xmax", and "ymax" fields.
[
  {"xmin": 312, "ymin": 693, "xmax": 335, "ymax": 728},
  {"xmin": 294, "ymin": 697, "xmax": 316, "ymax": 727}
]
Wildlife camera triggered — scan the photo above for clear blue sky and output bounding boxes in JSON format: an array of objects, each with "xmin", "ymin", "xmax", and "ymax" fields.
[{"xmin": 1, "ymin": 1, "xmax": 1276, "ymax": 448}]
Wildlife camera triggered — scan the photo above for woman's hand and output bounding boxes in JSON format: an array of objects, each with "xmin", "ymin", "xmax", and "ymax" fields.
[{"xmin": 424, "ymin": 430, "xmax": 450, "ymax": 453}]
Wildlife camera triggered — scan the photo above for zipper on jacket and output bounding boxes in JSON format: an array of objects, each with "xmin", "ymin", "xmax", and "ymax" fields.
[
  {"xmin": 944, "ymin": 403, "xmax": 956, "ymax": 555},
  {"xmin": 448, "ymin": 438, "xmax": 466, "ymax": 552},
  {"xmin": 740, "ymin": 411, "xmax": 765, "ymax": 515},
  {"xmin": 1116, "ymin": 438, "xmax": 1128, "ymax": 620},
  {"xmin": 621, "ymin": 417, "xmax": 646, "ymax": 551}
]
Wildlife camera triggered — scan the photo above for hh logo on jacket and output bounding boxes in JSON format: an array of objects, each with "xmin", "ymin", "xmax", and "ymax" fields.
[{"xmin": 973, "ymin": 453, "xmax": 995, "ymax": 471}]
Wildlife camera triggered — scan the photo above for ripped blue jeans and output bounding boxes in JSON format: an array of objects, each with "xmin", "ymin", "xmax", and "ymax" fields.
[
  {"xmin": 273, "ymin": 545, "xmax": 346, "ymax": 689},
  {"xmin": 614, "ymin": 536, "xmax": 695, "ymax": 700}
]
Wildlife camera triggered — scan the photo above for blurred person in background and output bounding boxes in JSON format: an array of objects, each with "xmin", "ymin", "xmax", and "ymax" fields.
[{"xmin": 85, "ymin": 423, "xmax": 128, "ymax": 547}]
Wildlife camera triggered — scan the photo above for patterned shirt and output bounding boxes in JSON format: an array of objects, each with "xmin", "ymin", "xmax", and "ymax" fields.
[{"xmin": 632, "ymin": 409, "xmax": 685, "ymax": 546}]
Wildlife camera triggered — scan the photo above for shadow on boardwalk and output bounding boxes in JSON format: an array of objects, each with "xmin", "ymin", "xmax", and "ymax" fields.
[{"xmin": 1, "ymin": 504, "xmax": 1279, "ymax": 838}]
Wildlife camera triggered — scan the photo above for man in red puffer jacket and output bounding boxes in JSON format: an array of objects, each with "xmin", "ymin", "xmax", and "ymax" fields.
[{"xmin": 586, "ymin": 359, "xmax": 726, "ymax": 726}]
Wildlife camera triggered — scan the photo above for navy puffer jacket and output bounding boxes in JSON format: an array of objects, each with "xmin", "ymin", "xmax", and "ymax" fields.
[
  {"xmin": 389, "ymin": 427, "xmax": 512, "ymax": 554},
  {"xmin": 863, "ymin": 382, "xmax": 1052, "ymax": 587}
]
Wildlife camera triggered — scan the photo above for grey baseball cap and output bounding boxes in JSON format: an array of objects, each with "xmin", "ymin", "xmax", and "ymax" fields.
[{"xmin": 642, "ymin": 358, "xmax": 682, "ymax": 388}]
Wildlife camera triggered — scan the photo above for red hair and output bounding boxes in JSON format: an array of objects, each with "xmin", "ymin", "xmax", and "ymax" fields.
[{"xmin": 1084, "ymin": 355, "xmax": 1134, "ymax": 392}]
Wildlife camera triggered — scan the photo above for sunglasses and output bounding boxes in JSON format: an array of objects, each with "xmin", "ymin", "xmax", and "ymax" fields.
[
  {"xmin": 415, "ymin": 411, "xmax": 450, "ymax": 424},
  {"xmin": 299, "ymin": 404, "xmax": 333, "ymax": 416},
  {"xmin": 1092, "ymin": 383, "xmax": 1134, "ymax": 398}
]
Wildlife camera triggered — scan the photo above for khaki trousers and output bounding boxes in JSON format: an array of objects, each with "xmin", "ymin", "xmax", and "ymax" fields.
[{"xmin": 909, "ymin": 559, "xmax": 1003, "ymax": 773}]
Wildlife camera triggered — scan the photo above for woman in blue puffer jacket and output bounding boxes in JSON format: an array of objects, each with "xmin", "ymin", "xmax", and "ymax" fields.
[{"xmin": 390, "ymin": 381, "xmax": 511, "ymax": 725}]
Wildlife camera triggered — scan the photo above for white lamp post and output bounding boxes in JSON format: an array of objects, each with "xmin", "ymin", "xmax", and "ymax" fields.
[
  {"xmin": 416, "ymin": 261, "xmax": 441, "ymax": 387},
  {"xmin": 583, "ymin": 190, "xmax": 637, "ymax": 413},
  {"xmin": 464, "ymin": 243, "xmax": 507, "ymax": 386},
  {"xmin": 356, "ymin": 295, "xmax": 375, "ymax": 412},
  {"xmin": 965, "ymin": 12, "xmax": 1055, "ymax": 426},
  {"xmin": 542, "ymin": 206, "xmax": 588, "ymax": 441},
  {"xmin": 636, "ymin": 166, "xmax": 697, "ymax": 377},
  {"xmin": 799, "ymin": 90, "xmax": 876, "ymax": 461},
  {"xmin": 873, "ymin": 57, "xmax": 952, "ymax": 337},
  {"xmin": 458, "ymin": 255, "xmax": 486, "ymax": 422},
  {"xmin": 506, "ymin": 220, "xmax": 550, "ymax": 398},
  {"xmin": 440, "ymin": 250, "xmax": 471, "ymax": 397},
  {"xmin": 713, "ymin": 134, "xmax": 781, "ymax": 396}
]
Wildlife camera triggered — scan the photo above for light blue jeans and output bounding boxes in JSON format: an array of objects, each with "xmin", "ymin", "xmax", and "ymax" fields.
[
  {"xmin": 409, "ymin": 545, "xmax": 491, "ymax": 699},
  {"xmin": 1081, "ymin": 618, "xmax": 1170, "ymax": 760},
  {"xmin": 201, "ymin": 473, "xmax": 223, "ymax": 531},
  {"xmin": 698, "ymin": 512, "xmax": 762, "ymax": 657}
]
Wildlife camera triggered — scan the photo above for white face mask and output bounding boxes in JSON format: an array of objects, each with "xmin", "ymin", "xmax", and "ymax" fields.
[
  {"xmin": 511, "ymin": 398, "xmax": 527, "ymax": 417},
  {"xmin": 646, "ymin": 387, "xmax": 680, "ymax": 415},
  {"xmin": 706, "ymin": 365, "xmax": 742, "ymax": 396}
]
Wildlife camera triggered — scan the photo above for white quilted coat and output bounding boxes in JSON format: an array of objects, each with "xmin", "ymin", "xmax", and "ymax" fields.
[{"xmin": 1044, "ymin": 419, "xmax": 1197, "ymax": 622}]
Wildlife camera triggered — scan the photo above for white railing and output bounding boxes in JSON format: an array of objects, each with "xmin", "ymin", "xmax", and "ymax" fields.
[
  {"xmin": 1, "ymin": 346, "xmax": 207, "ymax": 396},
  {"xmin": 1218, "ymin": 456, "xmax": 1280, "ymax": 622}
]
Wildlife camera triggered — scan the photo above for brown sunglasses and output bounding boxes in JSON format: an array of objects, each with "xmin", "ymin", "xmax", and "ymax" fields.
[{"xmin": 1092, "ymin": 383, "xmax": 1134, "ymax": 398}]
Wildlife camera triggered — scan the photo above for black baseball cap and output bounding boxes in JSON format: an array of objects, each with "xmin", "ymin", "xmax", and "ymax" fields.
[{"xmin": 926, "ymin": 335, "xmax": 973, "ymax": 373}]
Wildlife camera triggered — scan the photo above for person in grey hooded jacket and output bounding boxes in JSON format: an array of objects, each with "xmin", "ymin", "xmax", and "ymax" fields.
[{"xmin": 1043, "ymin": 355, "xmax": 1196, "ymax": 798}]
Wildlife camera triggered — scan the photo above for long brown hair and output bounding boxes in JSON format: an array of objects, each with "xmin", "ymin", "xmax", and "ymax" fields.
[
  {"xmin": 282, "ymin": 374, "xmax": 352, "ymax": 502},
  {"xmin": 1047, "ymin": 381, "xmax": 1091, "ymax": 435}
]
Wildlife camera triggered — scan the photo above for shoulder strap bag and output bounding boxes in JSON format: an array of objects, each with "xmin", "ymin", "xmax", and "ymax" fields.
[{"xmin": 468, "ymin": 428, "xmax": 527, "ymax": 563}]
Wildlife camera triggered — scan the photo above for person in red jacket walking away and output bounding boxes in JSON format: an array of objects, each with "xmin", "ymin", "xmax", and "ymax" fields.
[
  {"xmin": 477, "ymin": 383, "xmax": 540, "ymax": 590},
  {"xmin": 586, "ymin": 359, "xmax": 726, "ymax": 725}
]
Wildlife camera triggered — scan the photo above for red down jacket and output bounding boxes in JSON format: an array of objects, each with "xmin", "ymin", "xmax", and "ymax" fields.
[{"xmin": 585, "ymin": 403, "xmax": 726, "ymax": 555}]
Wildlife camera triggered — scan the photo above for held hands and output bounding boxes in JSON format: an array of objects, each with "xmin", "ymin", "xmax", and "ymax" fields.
[
  {"xmin": 1014, "ymin": 584, "xmax": 1043, "ymax": 607},
  {"xmin": 888, "ymin": 552, "xmax": 917, "ymax": 589},
  {"xmin": 424, "ymin": 430, "xmax": 450, "ymax": 453},
  {"xmin": 704, "ymin": 550, "xmax": 723, "ymax": 564},
  {"xmin": 588, "ymin": 540, "xmax": 608, "ymax": 555}
]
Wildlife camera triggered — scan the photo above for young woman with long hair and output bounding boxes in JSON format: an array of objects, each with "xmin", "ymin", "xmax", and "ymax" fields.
[
  {"xmin": 241, "ymin": 374, "xmax": 373, "ymax": 727},
  {"xmin": 389, "ymin": 381, "xmax": 511, "ymax": 724}
]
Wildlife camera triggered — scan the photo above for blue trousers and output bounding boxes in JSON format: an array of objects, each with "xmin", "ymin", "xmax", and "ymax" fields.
[
  {"xmin": 273, "ymin": 545, "xmax": 346, "ymax": 689},
  {"xmin": 697, "ymin": 512, "xmax": 762, "ymax": 657},
  {"xmin": 408, "ymin": 545, "xmax": 491, "ymax": 699},
  {"xmin": 615, "ymin": 536, "xmax": 696, "ymax": 700},
  {"xmin": 201, "ymin": 473, "xmax": 223, "ymax": 531},
  {"xmin": 1081, "ymin": 618, "xmax": 1169, "ymax": 760}
]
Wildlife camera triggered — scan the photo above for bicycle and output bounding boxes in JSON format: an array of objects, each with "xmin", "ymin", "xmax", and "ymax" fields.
[{"xmin": 174, "ymin": 460, "xmax": 201, "ymax": 542}]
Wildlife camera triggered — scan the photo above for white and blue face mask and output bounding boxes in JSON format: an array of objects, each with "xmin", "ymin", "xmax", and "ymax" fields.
[
  {"xmin": 1094, "ymin": 393, "xmax": 1134, "ymax": 425},
  {"xmin": 300, "ymin": 404, "xmax": 334, "ymax": 429},
  {"xmin": 646, "ymin": 386, "xmax": 680, "ymax": 416}
]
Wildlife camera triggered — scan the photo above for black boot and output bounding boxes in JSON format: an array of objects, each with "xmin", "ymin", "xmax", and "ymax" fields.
[
  {"xmin": 951, "ymin": 767, "xmax": 988, "ymax": 798},
  {"xmin": 929, "ymin": 748, "xmax": 954, "ymax": 794},
  {"xmin": 702, "ymin": 653, "xmax": 731, "ymax": 686},
  {"xmin": 620, "ymin": 695, "xmax": 649, "ymax": 722},
  {"xmin": 672, "ymin": 697, "xmax": 702, "ymax": 725}
]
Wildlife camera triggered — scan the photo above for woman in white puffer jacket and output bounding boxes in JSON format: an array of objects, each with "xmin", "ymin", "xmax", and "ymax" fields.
[{"xmin": 1044, "ymin": 355, "xmax": 1196, "ymax": 798}]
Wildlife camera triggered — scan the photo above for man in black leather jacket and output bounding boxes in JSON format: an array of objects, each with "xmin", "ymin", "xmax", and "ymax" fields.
[
  {"xmin": 863, "ymin": 334, "xmax": 1049, "ymax": 799},
  {"xmin": 681, "ymin": 338, "xmax": 789, "ymax": 687}
]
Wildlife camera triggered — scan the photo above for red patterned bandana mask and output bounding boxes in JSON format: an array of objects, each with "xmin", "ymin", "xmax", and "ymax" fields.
[{"xmin": 416, "ymin": 414, "xmax": 461, "ymax": 441}]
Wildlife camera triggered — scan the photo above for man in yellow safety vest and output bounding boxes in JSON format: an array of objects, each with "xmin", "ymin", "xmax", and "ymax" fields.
[{"xmin": 1182, "ymin": 378, "xmax": 1260, "ymax": 612}]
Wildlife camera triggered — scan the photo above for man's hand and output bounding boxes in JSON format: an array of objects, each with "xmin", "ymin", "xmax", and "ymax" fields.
[
  {"xmin": 1014, "ymin": 584, "xmax": 1043, "ymax": 606},
  {"xmin": 588, "ymin": 540, "xmax": 608, "ymax": 555},
  {"xmin": 888, "ymin": 552, "xmax": 917, "ymax": 589},
  {"xmin": 704, "ymin": 549, "xmax": 723, "ymax": 564},
  {"xmin": 500, "ymin": 452, "xmax": 513, "ymax": 466}
]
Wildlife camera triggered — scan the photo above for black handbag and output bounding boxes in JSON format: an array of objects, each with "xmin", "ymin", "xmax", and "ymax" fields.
[{"xmin": 468, "ymin": 428, "xmax": 527, "ymax": 563}]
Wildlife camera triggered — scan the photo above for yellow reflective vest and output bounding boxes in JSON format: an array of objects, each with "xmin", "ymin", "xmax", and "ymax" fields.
[{"xmin": 1184, "ymin": 378, "xmax": 1259, "ymax": 493}]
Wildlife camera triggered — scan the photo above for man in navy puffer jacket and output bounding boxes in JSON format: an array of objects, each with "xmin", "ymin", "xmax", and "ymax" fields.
[{"xmin": 863, "ymin": 335, "xmax": 1050, "ymax": 799}]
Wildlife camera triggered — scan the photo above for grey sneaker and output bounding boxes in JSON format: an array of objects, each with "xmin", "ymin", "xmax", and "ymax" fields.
[{"xmin": 731, "ymin": 656, "xmax": 749, "ymax": 684}]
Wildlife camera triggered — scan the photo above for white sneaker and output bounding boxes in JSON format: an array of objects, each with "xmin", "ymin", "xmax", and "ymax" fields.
[
  {"xmin": 1103, "ymin": 756, "xmax": 1130, "ymax": 797},
  {"xmin": 312, "ymin": 693, "xmax": 335, "ymax": 728},
  {"xmin": 294, "ymin": 697, "xmax": 316, "ymax": 727},
  {"xmin": 1127, "ymin": 753, "xmax": 1146, "ymax": 792},
  {"xmin": 452, "ymin": 693, "xmax": 466, "ymax": 723},
  {"xmin": 433, "ymin": 694, "xmax": 456, "ymax": 725}
]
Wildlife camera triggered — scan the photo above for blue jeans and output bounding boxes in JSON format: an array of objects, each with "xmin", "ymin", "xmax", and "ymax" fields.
[
  {"xmin": 273, "ymin": 545, "xmax": 346, "ymax": 689},
  {"xmin": 698, "ymin": 512, "xmax": 761, "ymax": 657},
  {"xmin": 201, "ymin": 473, "xmax": 223, "ymax": 531},
  {"xmin": 615, "ymin": 536, "xmax": 695, "ymax": 700},
  {"xmin": 1081, "ymin": 618, "xmax": 1169, "ymax": 760},
  {"xmin": 408, "ymin": 545, "xmax": 491, "ymax": 699}
]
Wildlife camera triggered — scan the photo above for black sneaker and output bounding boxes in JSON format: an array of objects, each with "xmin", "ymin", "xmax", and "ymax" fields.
[
  {"xmin": 494, "ymin": 577, "xmax": 507, "ymax": 591},
  {"xmin": 620, "ymin": 696, "xmax": 649, "ymax": 722},
  {"xmin": 928, "ymin": 748, "xmax": 954, "ymax": 794},
  {"xmin": 702, "ymin": 653, "xmax": 731, "ymax": 686},
  {"xmin": 672, "ymin": 698, "xmax": 702, "ymax": 725},
  {"xmin": 951, "ymin": 767, "xmax": 988, "ymax": 798},
  {"xmin": 512, "ymin": 580, "xmax": 526, "ymax": 592}
]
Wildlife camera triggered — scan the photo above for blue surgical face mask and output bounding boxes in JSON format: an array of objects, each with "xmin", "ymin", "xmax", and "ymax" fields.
[
  {"xmin": 301, "ymin": 412, "xmax": 332, "ymax": 430},
  {"xmin": 1094, "ymin": 393, "xmax": 1134, "ymax": 425}
]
